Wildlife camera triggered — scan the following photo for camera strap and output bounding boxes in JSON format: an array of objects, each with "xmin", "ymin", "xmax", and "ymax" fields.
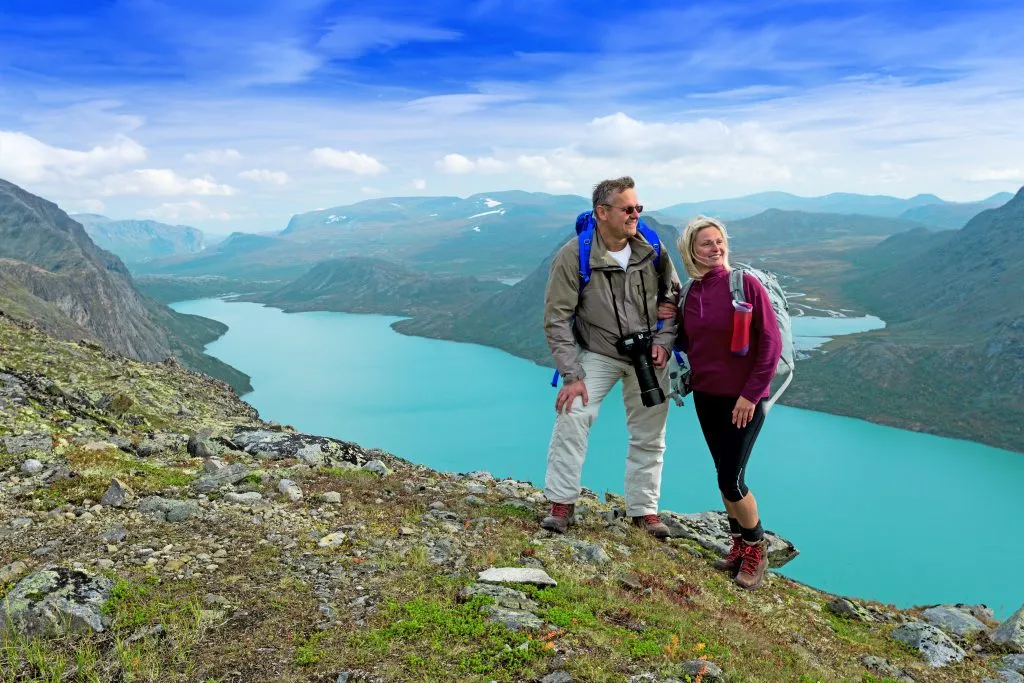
[
  {"xmin": 603, "ymin": 271, "xmax": 627, "ymax": 340},
  {"xmin": 604, "ymin": 269, "xmax": 656, "ymax": 339}
]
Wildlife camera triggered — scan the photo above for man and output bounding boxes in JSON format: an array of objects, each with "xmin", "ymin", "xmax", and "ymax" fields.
[{"xmin": 541, "ymin": 176, "xmax": 680, "ymax": 538}]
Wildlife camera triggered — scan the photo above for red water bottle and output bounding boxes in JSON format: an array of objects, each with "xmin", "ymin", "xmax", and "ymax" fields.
[{"xmin": 731, "ymin": 301, "xmax": 753, "ymax": 356}]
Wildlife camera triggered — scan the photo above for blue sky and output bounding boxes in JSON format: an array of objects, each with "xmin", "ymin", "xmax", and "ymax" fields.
[{"xmin": 1, "ymin": 0, "xmax": 1023, "ymax": 232}]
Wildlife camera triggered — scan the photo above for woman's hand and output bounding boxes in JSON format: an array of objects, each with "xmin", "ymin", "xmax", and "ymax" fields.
[{"xmin": 732, "ymin": 397, "xmax": 756, "ymax": 428}]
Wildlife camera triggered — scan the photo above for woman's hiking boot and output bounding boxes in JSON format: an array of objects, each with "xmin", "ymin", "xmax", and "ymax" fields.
[
  {"xmin": 631, "ymin": 514, "xmax": 670, "ymax": 540},
  {"xmin": 734, "ymin": 538, "xmax": 769, "ymax": 590},
  {"xmin": 713, "ymin": 534, "xmax": 745, "ymax": 573},
  {"xmin": 540, "ymin": 503, "xmax": 575, "ymax": 534}
]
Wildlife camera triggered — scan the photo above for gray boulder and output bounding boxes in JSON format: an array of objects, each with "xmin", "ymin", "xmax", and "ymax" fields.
[
  {"xmin": 362, "ymin": 460, "xmax": 390, "ymax": 477},
  {"xmin": 20, "ymin": 459, "xmax": 44, "ymax": 475},
  {"xmin": 891, "ymin": 622, "xmax": 965, "ymax": 667},
  {"xmin": 2, "ymin": 568, "xmax": 113, "ymax": 636},
  {"xmin": 921, "ymin": 605, "xmax": 988, "ymax": 636},
  {"xmin": 187, "ymin": 431, "xmax": 218, "ymax": 459},
  {"xmin": 660, "ymin": 510, "xmax": 799, "ymax": 567},
  {"xmin": 1001, "ymin": 655, "xmax": 1024, "ymax": 673},
  {"xmin": 100, "ymin": 478, "xmax": 134, "ymax": 507},
  {"xmin": 138, "ymin": 496, "xmax": 199, "ymax": 523},
  {"xmin": 993, "ymin": 605, "xmax": 1024, "ymax": 653},
  {"xmin": 228, "ymin": 428, "xmax": 368, "ymax": 467},
  {"xmin": 482, "ymin": 605, "xmax": 542, "ymax": 631},
  {"xmin": 193, "ymin": 463, "xmax": 249, "ymax": 493}
]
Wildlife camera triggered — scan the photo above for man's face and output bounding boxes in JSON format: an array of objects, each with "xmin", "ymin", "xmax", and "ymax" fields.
[{"xmin": 596, "ymin": 188, "xmax": 641, "ymax": 241}]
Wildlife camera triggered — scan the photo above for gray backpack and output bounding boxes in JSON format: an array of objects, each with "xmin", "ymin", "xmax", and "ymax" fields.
[{"xmin": 674, "ymin": 264, "xmax": 795, "ymax": 411}]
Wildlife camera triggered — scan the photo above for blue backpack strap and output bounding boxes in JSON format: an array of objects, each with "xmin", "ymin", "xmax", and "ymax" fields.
[
  {"xmin": 575, "ymin": 211, "xmax": 596, "ymax": 289},
  {"xmin": 637, "ymin": 220, "xmax": 661, "ymax": 268}
]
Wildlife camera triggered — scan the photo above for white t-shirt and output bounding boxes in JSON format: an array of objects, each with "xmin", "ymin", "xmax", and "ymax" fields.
[{"xmin": 607, "ymin": 243, "xmax": 631, "ymax": 271}]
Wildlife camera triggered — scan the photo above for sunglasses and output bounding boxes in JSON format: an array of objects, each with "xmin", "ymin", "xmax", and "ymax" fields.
[{"xmin": 600, "ymin": 203, "xmax": 643, "ymax": 215}]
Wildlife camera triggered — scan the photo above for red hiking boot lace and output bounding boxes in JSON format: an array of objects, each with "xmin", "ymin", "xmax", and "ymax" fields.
[
  {"xmin": 550, "ymin": 503, "xmax": 573, "ymax": 518},
  {"xmin": 739, "ymin": 541, "xmax": 764, "ymax": 575},
  {"xmin": 725, "ymin": 536, "xmax": 744, "ymax": 562}
]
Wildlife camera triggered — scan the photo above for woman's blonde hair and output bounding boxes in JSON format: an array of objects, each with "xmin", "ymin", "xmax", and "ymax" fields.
[{"xmin": 679, "ymin": 215, "xmax": 731, "ymax": 280}]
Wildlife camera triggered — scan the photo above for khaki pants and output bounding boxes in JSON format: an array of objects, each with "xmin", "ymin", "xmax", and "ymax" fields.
[{"xmin": 544, "ymin": 349, "xmax": 671, "ymax": 516}]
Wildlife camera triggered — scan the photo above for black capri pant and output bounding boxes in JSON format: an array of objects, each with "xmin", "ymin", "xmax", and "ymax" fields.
[{"xmin": 692, "ymin": 391, "xmax": 766, "ymax": 502}]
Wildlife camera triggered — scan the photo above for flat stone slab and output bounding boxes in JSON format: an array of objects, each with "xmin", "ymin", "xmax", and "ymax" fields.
[
  {"xmin": 478, "ymin": 567, "xmax": 557, "ymax": 587},
  {"xmin": 228, "ymin": 428, "xmax": 368, "ymax": 467},
  {"xmin": 891, "ymin": 622, "xmax": 965, "ymax": 667},
  {"xmin": 660, "ymin": 510, "xmax": 799, "ymax": 568}
]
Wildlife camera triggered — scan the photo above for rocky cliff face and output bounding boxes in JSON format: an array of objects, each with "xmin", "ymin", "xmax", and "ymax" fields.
[
  {"xmin": 73, "ymin": 214, "xmax": 205, "ymax": 264},
  {"xmin": 0, "ymin": 179, "xmax": 250, "ymax": 393},
  {"xmin": 0, "ymin": 307, "xmax": 1020, "ymax": 682}
]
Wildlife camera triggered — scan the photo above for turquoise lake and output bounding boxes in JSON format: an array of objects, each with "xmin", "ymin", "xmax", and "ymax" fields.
[{"xmin": 172, "ymin": 298, "xmax": 1024, "ymax": 619}]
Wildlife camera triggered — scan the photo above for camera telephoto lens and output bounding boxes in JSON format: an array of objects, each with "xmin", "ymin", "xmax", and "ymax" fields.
[{"xmin": 632, "ymin": 352, "xmax": 665, "ymax": 407}]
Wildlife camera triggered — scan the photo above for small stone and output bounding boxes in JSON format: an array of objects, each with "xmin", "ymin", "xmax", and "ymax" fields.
[
  {"xmin": 921, "ymin": 605, "xmax": 989, "ymax": 636},
  {"xmin": 429, "ymin": 501, "xmax": 445, "ymax": 510},
  {"xmin": 321, "ymin": 491, "xmax": 341, "ymax": 504},
  {"xmin": 318, "ymin": 532, "xmax": 346, "ymax": 548},
  {"xmin": 100, "ymin": 527, "xmax": 128, "ymax": 544},
  {"xmin": 100, "ymin": 478, "xmax": 134, "ymax": 507},
  {"xmin": 0, "ymin": 560, "xmax": 29, "ymax": 585},
  {"xmin": 540, "ymin": 672, "xmax": 573, "ymax": 683},
  {"xmin": 95, "ymin": 559, "xmax": 115, "ymax": 570},
  {"xmin": 399, "ymin": 526, "xmax": 417, "ymax": 536},
  {"xmin": 224, "ymin": 492, "xmax": 262, "ymax": 505},
  {"xmin": 78, "ymin": 512, "xmax": 95, "ymax": 522},
  {"xmin": 464, "ymin": 495, "xmax": 486, "ymax": 506},
  {"xmin": 21, "ymin": 459, "xmax": 44, "ymax": 475},
  {"xmin": 202, "ymin": 457, "xmax": 226, "ymax": 474},
  {"xmin": 277, "ymin": 479, "xmax": 302, "ymax": 502},
  {"xmin": 11, "ymin": 518, "xmax": 32, "ymax": 529},
  {"xmin": 465, "ymin": 483, "xmax": 487, "ymax": 495},
  {"xmin": 213, "ymin": 549, "xmax": 227, "ymax": 558}
]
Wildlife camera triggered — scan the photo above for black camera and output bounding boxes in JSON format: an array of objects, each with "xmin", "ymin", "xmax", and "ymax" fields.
[{"xmin": 615, "ymin": 331, "xmax": 665, "ymax": 408}]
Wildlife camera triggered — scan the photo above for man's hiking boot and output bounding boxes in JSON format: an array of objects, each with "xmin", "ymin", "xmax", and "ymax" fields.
[
  {"xmin": 713, "ymin": 534, "xmax": 745, "ymax": 574},
  {"xmin": 540, "ymin": 503, "xmax": 575, "ymax": 534},
  {"xmin": 631, "ymin": 514, "xmax": 670, "ymax": 540},
  {"xmin": 734, "ymin": 538, "xmax": 769, "ymax": 590}
]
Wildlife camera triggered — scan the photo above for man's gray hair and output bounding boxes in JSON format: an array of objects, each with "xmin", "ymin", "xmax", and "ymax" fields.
[{"xmin": 592, "ymin": 176, "xmax": 635, "ymax": 209}]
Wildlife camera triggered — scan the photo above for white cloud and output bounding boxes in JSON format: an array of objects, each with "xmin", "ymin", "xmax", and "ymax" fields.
[
  {"xmin": 961, "ymin": 167, "xmax": 1024, "ymax": 182},
  {"xmin": 138, "ymin": 200, "xmax": 237, "ymax": 221},
  {"xmin": 412, "ymin": 178, "xmax": 427, "ymax": 190},
  {"xmin": 239, "ymin": 168, "xmax": 289, "ymax": 185},
  {"xmin": 0, "ymin": 131, "xmax": 146, "ymax": 183},
  {"xmin": 75, "ymin": 199, "xmax": 106, "ymax": 213},
  {"xmin": 317, "ymin": 18, "xmax": 459, "ymax": 60},
  {"xmin": 435, "ymin": 153, "xmax": 506, "ymax": 174},
  {"xmin": 310, "ymin": 148, "xmax": 387, "ymax": 175},
  {"xmin": 101, "ymin": 169, "xmax": 237, "ymax": 196},
  {"xmin": 183, "ymin": 148, "xmax": 243, "ymax": 165}
]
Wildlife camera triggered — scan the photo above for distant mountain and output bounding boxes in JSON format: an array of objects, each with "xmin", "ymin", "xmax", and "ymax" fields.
[
  {"xmin": 258, "ymin": 257, "xmax": 508, "ymax": 316},
  {"xmin": 136, "ymin": 191, "xmax": 592, "ymax": 281},
  {"xmin": 897, "ymin": 192, "xmax": 1014, "ymax": 229},
  {"xmin": 786, "ymin": 186, "xmax": 1024, "ymax": 451},
  {"xmin": 726, "ymin": 210, "xmax": 941, "ymax": 249},
  {"xmin": 653, "ymin": 191, "xmax": 1016, "ymax": 221},
  {"xmin": 0, "ymin": 179, "xmax": 250, "ymax": 393},
  {"xmin": 393, "ymin": 217, "xmax": 682, "ymax": 366},
  {"xmin": 73, "ymin": 214, "xmax": 205, "ymax": 264}
]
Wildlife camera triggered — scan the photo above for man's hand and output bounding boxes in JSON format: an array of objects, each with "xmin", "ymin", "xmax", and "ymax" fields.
[
  {"xmin": 555, "ymin": 379, "xmax": 589, "ymax": 414},
  {"xmin": 651, "ymin": 344, "xmax": 669, "ymax": 368},
  {"xmin": 657, "ymin": 301, "xmax": 678, "ymax": 320},
  {"xmin": 732, "ymin": 396, "xmax": 757, "ymax": 428}
]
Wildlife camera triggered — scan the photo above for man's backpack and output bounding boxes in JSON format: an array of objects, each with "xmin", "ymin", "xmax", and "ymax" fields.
[
  {"xmin": 549, "ymin": 211, "xmax": 664, "ymax": 387},
  {"xmin": 574, "ymin": 210, "xmax": 661, "ymax": 290},
  {"xmin": 676, "ymin": 264, "xmax": 795, "ymax": 411}
]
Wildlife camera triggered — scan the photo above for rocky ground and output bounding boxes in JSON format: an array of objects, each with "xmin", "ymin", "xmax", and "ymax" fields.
[{"xmin": 1, "ymin": 310, "xmax": 1023, "ymax": 683}]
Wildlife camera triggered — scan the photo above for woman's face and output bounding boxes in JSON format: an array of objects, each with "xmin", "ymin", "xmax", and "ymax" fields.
[{"xmin": 694, "ymin": 227, "xmax": 726, "ymax": 271}]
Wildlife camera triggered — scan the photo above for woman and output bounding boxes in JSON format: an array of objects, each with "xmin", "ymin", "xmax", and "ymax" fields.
[{"xmin": 670, "ymin": 215, "xmax": 782, "ymax": 590}]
